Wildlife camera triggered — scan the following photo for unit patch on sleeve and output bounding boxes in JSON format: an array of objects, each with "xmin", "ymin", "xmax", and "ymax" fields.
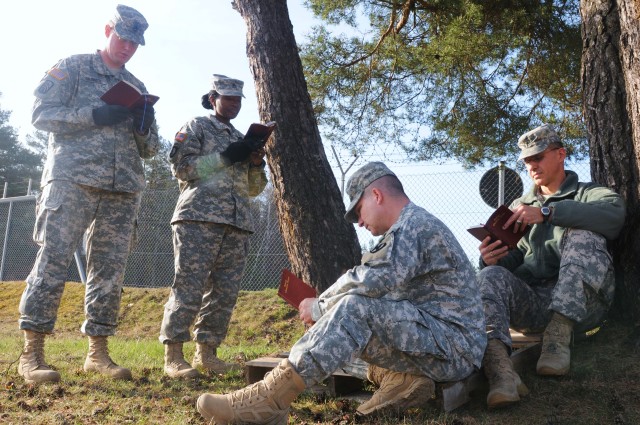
[{"xmin": 37, "ymin": 80, "xmax": 55, "ymax": 94}]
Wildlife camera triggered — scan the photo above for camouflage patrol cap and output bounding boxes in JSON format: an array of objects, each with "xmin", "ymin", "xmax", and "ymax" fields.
[
  {"xmin": 112, "ymin": 4, "xmax": 148, "ymax": 46},
  {"xmin": 211, "ymin": 74, "xmax": 245, "ymax": 98},
  {"xmin": 517, "ymin": 124, "xmax": 563, "ymax": 160},
  {"xmin": 344, "ymin": 162, "xmax": 397, "ymax": 223}
]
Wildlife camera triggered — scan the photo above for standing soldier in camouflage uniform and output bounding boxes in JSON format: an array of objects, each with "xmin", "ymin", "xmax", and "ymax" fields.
[
  {"xmin": 18, "ymin": 4, "xmax": 158, "ymax": 384},
  {"xmin": 159, "ymin": 74, "xmax": 268, "ymax": 379},
  {"xmin": 477, "ymin": 124, "xmax": 625, "ymax": 409},
  {"xmin": 197, "ymin": 161, "xmax": 486, "ymax": 423}
]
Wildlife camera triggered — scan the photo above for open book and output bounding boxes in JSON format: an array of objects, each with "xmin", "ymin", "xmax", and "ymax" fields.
[
  {"xmin": 467, "ymin": 205, "xmax": 529, "ymax": 249},
  {"xmin": 100, "ymin": 80, "xmax": 160, "ymax": 109},
  {"xmin": 243, "ymin": 121, "xmax": 277, "ymax": 149},
  {"xmin": 278, "ymin": 269, "xmax": 317, "ymax": 310}
]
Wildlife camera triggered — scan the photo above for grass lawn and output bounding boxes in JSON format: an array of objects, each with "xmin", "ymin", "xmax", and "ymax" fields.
[{"xmin": 0, "ymin": 281, "xmax": 639, "ymax": 424}]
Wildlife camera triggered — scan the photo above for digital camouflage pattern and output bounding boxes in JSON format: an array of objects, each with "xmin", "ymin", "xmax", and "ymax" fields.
[
  {"xmin": 290, "ymin": 202, "xmax": 487, "ymax": 387},
  {"xmin": 479, "ymin": 229, "xmax": 614, "ymax": 347},
  {"xmin": 162, "ymin": 114, "xmax": 267, "ymax": 346},
  {"xmin": 344, "ymin": 161, "xmax": 396, "ymax": 223},
  {"xmin": 210, "ymin": 74, "xmax": 244, "ymax": 97},
  {"xmin": 19, "ymin": 180, "xmax": 140, "ymax": 335},
  {"xmin": 19, "ymin": 48, "xmax": 157, "ymax": 337},
  {"xmin": 111, "ymin": 4, "xmax": 148, "ymax": 46},
  {"xmin": 168, "ymin": 116, "xmax": 267, "ymax": 230},
  {"xmin": 517, "ymin": 124, "xmax": 562, "ymax": 160},
  {"xmin": 33, "ymin": 52, "xmax": 159, "ymax": 193},
  {"xmin": 159, "ymin": 221, "xmax": 249, "ymax": 345}
]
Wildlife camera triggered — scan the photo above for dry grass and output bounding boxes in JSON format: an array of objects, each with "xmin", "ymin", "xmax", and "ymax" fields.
[{"xmin": 0, "ymin": 281, "xmax": 639, "ymax": 424}]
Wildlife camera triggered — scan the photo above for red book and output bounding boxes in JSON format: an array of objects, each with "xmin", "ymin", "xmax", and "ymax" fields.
[
  {"xmin": 467, "ymin": 205, "xmax": 529, "ymax": 249},
  {"xmin": 243, "ymin": 121, "xmax": 277, "ymax": 149},
  {"xmin": 278, "ymin": 269, "xmax": 317, "ymax": 310},
  {"xmin": 100, "ymin": 80, "xmax": 160, "ymax": 109}
]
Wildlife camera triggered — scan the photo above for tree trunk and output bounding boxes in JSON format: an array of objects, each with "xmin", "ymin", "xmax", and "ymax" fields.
[
  {"xmin": 581, "ymin": 0, "xmax": 640, "ymax": 322},
  {"xmin": 232, "ymin": 0, "xmax": 361, "ymax": 292}
]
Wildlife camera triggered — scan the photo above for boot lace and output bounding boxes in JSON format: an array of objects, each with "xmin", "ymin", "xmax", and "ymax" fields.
[{"xmin": 230, "ymin": 364, "xmax": 289, "ymax": 407}]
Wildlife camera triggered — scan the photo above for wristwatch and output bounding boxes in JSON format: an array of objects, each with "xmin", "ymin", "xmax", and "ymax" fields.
[{"xmin": 540, "ymin": 206, "xmax": 552, "ymax": 223}]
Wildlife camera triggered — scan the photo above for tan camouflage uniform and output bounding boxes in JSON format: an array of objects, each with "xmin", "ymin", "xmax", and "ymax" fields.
[
  {"xmin": 19, "ymin": 36, "xmax": 159, "ymax": 335},
  {"xmin": 160, "ymin": 77, "xmax": 267, "ymax": 345},
  {"xmin": 290, "ymin": 200, "xmax": 487, "ymax": 386}
]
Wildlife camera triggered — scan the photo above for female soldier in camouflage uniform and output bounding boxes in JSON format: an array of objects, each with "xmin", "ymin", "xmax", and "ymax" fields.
[{"xmin": 159, "ymin": 75, "xmax": 268, "ymax": 378}]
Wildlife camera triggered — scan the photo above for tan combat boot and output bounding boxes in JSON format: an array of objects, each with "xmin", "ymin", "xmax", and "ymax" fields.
[
  {"xmin": 164, "ymin": 342, "xmax": 201, "ymax": 379},
  {"xmin": 483, "ymin": 338, "xmax": 529, "ymax": 409},
  {"xmin": 18, "ymin": 330, "xmax": 61, "ymax": 384},
  {"xmin": 537, "ymin": 312, "xmax": 574, "ymax": 376},
  {"xmin": 197, "ymin": 358, "xmax": 305, "ymax": 424},
  {"xmin": 83, "ymin": 336, "xmax": 132, "ymax": 380},
  {"xmin": 356, "ymin": 364, "xmax": 435, "ymax": 416},
  {"xmin": 193, "ymin": 342, "xmax": 239, "ymax": 374}
]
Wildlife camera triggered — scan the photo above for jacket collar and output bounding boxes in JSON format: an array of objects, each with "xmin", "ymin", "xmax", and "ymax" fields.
[{"xmin": 520, "ymin": 170, "xmax": 579, "ymax": 205}]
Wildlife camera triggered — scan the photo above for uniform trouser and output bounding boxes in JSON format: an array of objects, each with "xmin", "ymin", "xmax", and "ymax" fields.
[
  {"xmin": 159, "ymin": 221, "xmax": 249, "ymax": 345},
  {"xmin": 478, "ymin": 229, "xmax": 614, "ymax": 349},
  {"xmin": 19, "ymin": 180, "xmax": 140, "ymax": 336},
  {"xmin": 288, "ymin": 294, "xmax": 476, "ymax": 388}
]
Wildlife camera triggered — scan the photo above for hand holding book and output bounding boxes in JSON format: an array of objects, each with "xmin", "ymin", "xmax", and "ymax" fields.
[
  {"xmin": 243, "ymin": 121, "xmax": 277, "ymax": 151},
  {"xmin": 467, "ymin": 205, "xmax": 529, "ymax": 250}
]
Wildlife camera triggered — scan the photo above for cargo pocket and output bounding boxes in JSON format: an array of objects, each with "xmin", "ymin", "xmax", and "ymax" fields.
[
  {"xmin": 32, "ymin": 183, "xmax": 65, "ymax": 245},
  {"xmin": 386, "ymin": 319, "xmax": 450, "ymax": 360},
  {"xmin": 559, "ymin": 230, "xmax": 614, "ymax": 305}
]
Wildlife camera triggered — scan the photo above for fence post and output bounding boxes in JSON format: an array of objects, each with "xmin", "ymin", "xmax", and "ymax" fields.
[
  {"xmin": 498, "ymin": 161, "xmax": 506, "ymax": 206},
  {"xmin": 2, "ymin": 182, "xmax": 7, "ymax": 198},
  {"xmin": 0, "ymin": 199, "xmax": 14, "ymax": 281},
  {"xmin": 74, "ymin": 249, "xmax": 87, "ymax": 284}
]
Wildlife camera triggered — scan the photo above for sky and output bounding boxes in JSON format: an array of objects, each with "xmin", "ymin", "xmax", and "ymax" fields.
[
  {"xmin": 0, "ymin": 1, "xmax": 593, "ymax": 263},
  {"xmin": 0, "ymin": 0, "xmax": 317, "ymax": 143}
]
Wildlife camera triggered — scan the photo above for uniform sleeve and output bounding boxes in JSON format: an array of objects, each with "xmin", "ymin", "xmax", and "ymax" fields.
[
  {"xmin": 169, "ymin": 120, "xmax": 224, "ymax": 182},
  {"xmin": 134, "ymin": 123, "xmax": 160, "ymax": 159},
  {"xmin": 316, "ymin": 226, "xmax": 432, "ymax": 316},
  {"xmin": 247, "ymin": 163, "xmax": 268, "ymax": 197},
  {"xmin": 132, "ymin": 80, "xmax": 160, "ymax": 159},
  {"xmin": 549, "ymin": 185, "xmax": 626, "ymax": 240},
  {"xmin": 31, "ymin": 58, "xmax": 95, "ymax": 133}
]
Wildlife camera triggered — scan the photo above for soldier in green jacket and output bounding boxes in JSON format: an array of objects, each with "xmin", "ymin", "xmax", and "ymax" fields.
[{"xmin": 477, "ymin": 124, "xmax": 625, "ymax": 409}]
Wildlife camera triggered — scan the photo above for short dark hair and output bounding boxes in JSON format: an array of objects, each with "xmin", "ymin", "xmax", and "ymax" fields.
[{"xmin": 364, "ymin": 175, "xmax": 405, "ymax": 197}]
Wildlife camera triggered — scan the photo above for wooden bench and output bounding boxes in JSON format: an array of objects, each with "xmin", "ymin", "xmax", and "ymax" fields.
[{"xmin": 244, "ymin": 331, "xmax": 542, "ymax": 412}]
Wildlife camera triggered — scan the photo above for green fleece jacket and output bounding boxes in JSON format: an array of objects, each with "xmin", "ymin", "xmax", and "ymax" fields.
[{"xmin": 481, "ymin": 170, "xmax": 625, "ymax": 282}]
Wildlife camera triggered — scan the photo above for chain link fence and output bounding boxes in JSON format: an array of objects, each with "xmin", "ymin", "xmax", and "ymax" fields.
[{"xmin": 0, "ymin": 160, "xmax": 591, "ymax": 289}]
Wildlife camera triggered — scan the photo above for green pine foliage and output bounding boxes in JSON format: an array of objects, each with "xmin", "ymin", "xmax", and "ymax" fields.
[
  {"xmin": 301, "ymin": 0, "xmax": 586, "ymax": 166},
  {"xmin": 0, "ymin": 96, "xmax": 45, "ymax": 196}
]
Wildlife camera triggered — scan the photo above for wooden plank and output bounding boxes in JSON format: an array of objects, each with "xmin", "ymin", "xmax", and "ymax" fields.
[
  {"xmin": 436, "ymin": 372, "xmax": 485, "ymax": 412},
  {"xmin": 244, "ymin": 338, "xmax": 542, "ymax": 413},
  {"xmin": 511, "ymin": 330, "xmax": 542, "ymax": 348}
]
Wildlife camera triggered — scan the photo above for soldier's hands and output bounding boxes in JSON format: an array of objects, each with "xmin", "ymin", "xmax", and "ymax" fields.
[
  {"xmin": 92, "ymin": 104, "xmax": 131, "ymax": 126},
  {"xmin": 298, "ymin": 298, "xmax": 317, "ymax": 326},
  {"xmin": 243, "ymin": 135, "xmax": 265, "ymax": 151},
  {"xmin": 250, "ymin": 148, "xmax": 266, "ymax": 166},
  {"xmin": 479, "ymin": 237, "xmax": 508, "ymax": 265},
  {"xmin": 132, "ymin": 105, "xmax": 155, "ymax": 134},
  {"xmin": 220, "ymin": 141, "xmax": 252, "ymax": 164}
]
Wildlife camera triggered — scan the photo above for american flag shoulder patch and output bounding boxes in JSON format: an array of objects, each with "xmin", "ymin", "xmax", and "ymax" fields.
[{"xmin": 47, "ymin": 67, "xmax": 68, "ymax": 80}]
